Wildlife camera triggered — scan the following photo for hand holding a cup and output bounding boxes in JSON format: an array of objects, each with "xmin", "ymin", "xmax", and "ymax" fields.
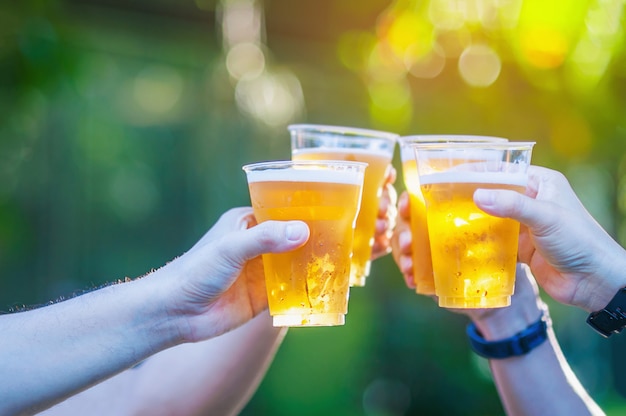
[
  {"xmin": 243, "ymin": 160, "xmax": 367, "ymax": 327},
  {"xmin": 414, "ymin": 141, "xmax": 535, "ymax": 308},
  {"xmin": 159, "ymin": 207, "xmax": 310, "ymax": 340},
  {"xmin": 390, "ymin": 190, "xmax": 418, "ymax": 290},
  {"xmin": 473, "ymin": 165, "xmax": 626, "ymax": 313},
  {"xmin": 372, "ymin": 166, "xmax": 398, "ymax": 261},
  {"xmin": 391, "ymin": 204, "xmax": 604, "ymax": 415}
]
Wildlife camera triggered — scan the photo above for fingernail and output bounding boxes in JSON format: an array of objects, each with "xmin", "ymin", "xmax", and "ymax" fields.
[
  {"xmin": 400, "ymin": 255, "xmax": 413, "ymax": 273},
  {"xmin": 286, "ymin": 223, "xmax": 308, "ymax": 241},
  {"xmin": 399, "ymin": 230, "xmax": 411, "ymax": 246},
  {"xmin": 239, "ymin": 218, "xmax": 251, "ymax": 230},
  {"xmin": 375, "ymin": 219, "xmax": 386, "ymax": 233}
]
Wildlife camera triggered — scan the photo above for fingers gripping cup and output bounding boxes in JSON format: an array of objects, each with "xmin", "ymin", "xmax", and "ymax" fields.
[
  {"xmin": 398, "ymin": 135, "xmax": 508, "ymax": 296},
  {"xmin": 289, "ymin": 124, "xmax": 398, "ymax": 287},
  {"xmin": 243, "ymin": 160, "xmax": 367, "ymax": 327},
  {"xmin": 414, "ymin": 142, "xmax": 535, "ymax": 308}
]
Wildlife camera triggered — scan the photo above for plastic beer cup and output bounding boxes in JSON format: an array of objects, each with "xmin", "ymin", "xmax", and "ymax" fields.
[
  {"xmin": 414, "ymin": 142, "xmax": 535, "ymax": 308},
  {"xmin": 242, "ymin": 160, "xmax": 367, "ymax": 326},
  {"xmin": 398, "ymin": 135, "xmax": 508, "ymax": 295},
  {"xmin": 289, "ymin": 124, "xmax": 398, "ymax": 287}
]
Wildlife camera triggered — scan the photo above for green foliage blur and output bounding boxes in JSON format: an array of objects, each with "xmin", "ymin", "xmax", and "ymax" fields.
[{"xmin": 2, "ymin": 0, "xmax": 626, "ymax": 414}]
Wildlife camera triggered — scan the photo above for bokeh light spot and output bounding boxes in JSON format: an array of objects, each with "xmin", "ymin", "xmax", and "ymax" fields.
[
  {"xmin": 368, "ymin": 79, "xmax": 411, "ymax": 111},
  {"xmin": 519, "ymin": 26, "xmax": 568, "ymax": 69},
  {"xmin": 337, "ymin": 30, "xmax": 377, "ymax": 72},
  {"xmin": 133, "ymin": 65, "xmax": 183, "ymax": 115},
  {"xmin": 220, "ymin": 0, "xmax": 262, "ymax": 48},
  {"xmin": 387, "ymin": 11, "xmax": 434, "ymax": 60},
  {"xmin": 368, "ymin": 80, "xmax": 412, "ymax": 130},
  {"xmin": 498, "ymin": 0, "xmax": 523, "ymax": 29},
  {"xmin": 235, "ymin": 69, "xmax": 304, "ymax": 127},
  {"xmin": 429, "ymin": 0, "xmax": 466, "ymax": 31},
  {"xmin": 367, "ymin": 41, "xmax": 407, "ymax": 81},
  {"xmin": 436, "ymin": 27, "xmax": 472, "ymax": 58},
  {"xmin": 458, "ymin": 44, "xmax": 501, "ymax": 87},
  {"xmin": 226, "ymin": 42, "xmax": 266, "ymax": 81},
  {"xmin": 407, "ymin": 43, "xmax": 446, "ymax": 79},
  {"xmin": 570, "ymin": 37, "xmax": 610, "ymax": 79}
]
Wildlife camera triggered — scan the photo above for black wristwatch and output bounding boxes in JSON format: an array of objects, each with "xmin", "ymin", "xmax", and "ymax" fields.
[{"xmin": 586, "ymin": 287, "xmax": 626, "ymax": 337}]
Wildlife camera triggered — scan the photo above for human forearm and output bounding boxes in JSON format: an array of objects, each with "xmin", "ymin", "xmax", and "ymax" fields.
[
  {"xmin": 488, "ymin": 329, "xmax": 604, "ymax": 416},
  {"xmin": 1, "ymin": 277, "xmax": 179, "ymax": 415},
  {"xmin": 474, "ymin": 298, "xmax": 603, "ymax": 416},
  {"xmin": 40, "ymin": 313, "xmax": 286, "ymax": 416},
  {"xmin": 1, "ymin": 209, "xmax": 309, "ymax": 415},
  {"xmin": 118, "ymin": 313, "xmax": 286, "ymax": 416},
  {"xmin": 192, "ymin": 313, "xmax": 287, "ymax": 416}
]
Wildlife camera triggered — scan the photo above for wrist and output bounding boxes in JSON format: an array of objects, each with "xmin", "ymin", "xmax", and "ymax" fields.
[
  {"xmin": 467, "ymin": 307, "xmax": 551, "ymax": 359},
  {"xmin": 587, "ymin": 287, "xmax": 626, "ymax": 337},
  {"xmin": 112, "ymin": 270, "xmax": 187, "ymax": 352},
  {"xmin": 581, "ymin": 246, "xmax": 626, "ymax": 312},
  {"xmin": 143, "ymin": 267, "xmax": 192, "ymax": 346},
  {"xmin": 472, "ymin": 298, "xmax": 545, "ymax": 341}
]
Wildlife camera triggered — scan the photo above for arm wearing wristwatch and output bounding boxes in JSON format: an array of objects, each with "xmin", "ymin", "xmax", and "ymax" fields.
[
  {"xmin": 390, "ymin": 193, "xmax": 604, "ymax": 414},
  {"xmin": 471, "ymin": 264, "xmax": 605, "ymax": 416}
]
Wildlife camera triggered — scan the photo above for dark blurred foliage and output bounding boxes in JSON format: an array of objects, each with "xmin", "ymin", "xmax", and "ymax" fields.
[{"xmin": 2, "ymin": 0, "xmax": 626, "ymax": 415}]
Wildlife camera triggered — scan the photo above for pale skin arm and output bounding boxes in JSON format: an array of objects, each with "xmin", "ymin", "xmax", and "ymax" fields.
[
  {"xmin": 36, "ymin": 170, "xmax": 399, "ymax": 416},
  {"xmin": 475, "ymin": 264, "xmax": 605, "ymax": 416},
  {"xmin": 391, "ymin": 190, "xmax": 604, "ymax": 416},
  {"xmin": 41, "ymin": 313, "xmax": 286, "ymax": 416},
  {"xmin": 1, "ymin": 208, "xmax": 310, "ymax": 416}
]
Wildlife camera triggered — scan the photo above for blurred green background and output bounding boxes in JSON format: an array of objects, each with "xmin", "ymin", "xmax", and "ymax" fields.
[{"xmin": 2, "ymin": 0, "xmax": 626, "ymax": 414}]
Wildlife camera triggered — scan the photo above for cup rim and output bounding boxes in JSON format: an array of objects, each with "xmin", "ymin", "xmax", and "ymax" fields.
[
  {"xmin": 242, "ymin": 159, "xmax": 369, "ymax": 172},
  {"xmin": 287, "ymin": 124, "xmax": 399, "ymax": 141},
  {"xmin": 398, "ymin": 135, "xmax": 509, "ymax": 146},
  {"xmin": 411, "ymin": 141, "xmax": 536, "ymax": 150}
]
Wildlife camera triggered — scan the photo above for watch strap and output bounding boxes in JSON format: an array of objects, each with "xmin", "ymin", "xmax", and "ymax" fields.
[
  {"xmin": 466, "ymin": 312, "xmax": 549, "ymax": 359},
  {"xmin": 586, "ymin": 287, "xmax": 626, "ymax": 338}
]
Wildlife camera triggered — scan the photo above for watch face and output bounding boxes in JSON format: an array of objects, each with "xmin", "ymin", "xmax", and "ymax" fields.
[
  {"xmin": 587, "ymin": 289, "xmax": 626, "ymax": 337},
  {"xmin": 587, "ymin": 312, "xmax": 617, "ymax": 337}
]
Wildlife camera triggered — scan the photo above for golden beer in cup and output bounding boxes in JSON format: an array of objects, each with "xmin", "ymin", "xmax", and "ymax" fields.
[
  {"xmin": 414, "ymin": 142, "xmax": 535, "ymax": 308},
  {"xmin": 242, "ymin": 160, "xmax": 366, "ymax": 327},
  {"xmin": 398, "ymin": 135, "xmax": 508, "ymax": 295},
  {"xmin": 289, "ymin": 124, "xmax": 398, "ymax": 287}
]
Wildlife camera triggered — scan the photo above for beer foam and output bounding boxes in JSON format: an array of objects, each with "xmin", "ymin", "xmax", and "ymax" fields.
[
  {"xmin": 288, "ymin": 123, "xmax": 399, "ymax": 141},
  {"xmin": 421, "ymin": 149, "xmax": 505, "ymax": 160},
  {"xmin": 293, "ymin": 147, "xmax": 392, "ymax": 159},
  {"xmin": 419, "ymin": 171, "xmax": 528, "ymax": 187},
  {"xmin": 246, "ymin": 168, "xmax": 363, "ymax": 185},
  {"xmin": 401, "ymin": 141, "xmax": 505, "ymax": 161}
]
